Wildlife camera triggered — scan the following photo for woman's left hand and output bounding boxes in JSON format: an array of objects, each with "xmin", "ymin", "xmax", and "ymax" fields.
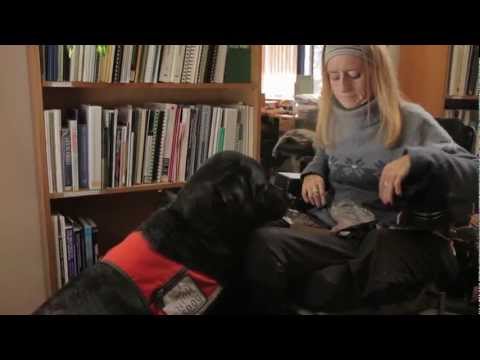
[{"xmin": 379, "ymin": 154, "xmax": 411, "ymax": 205}]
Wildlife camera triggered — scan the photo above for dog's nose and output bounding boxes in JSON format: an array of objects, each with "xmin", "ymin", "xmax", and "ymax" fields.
[{"xmin": 262, "ymin": 185, "xmax": 289, "ymax": 219}]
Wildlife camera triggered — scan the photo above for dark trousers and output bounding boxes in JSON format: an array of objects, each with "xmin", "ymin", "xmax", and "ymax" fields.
[{"xmin": 244, "ymin": 224, "xmax": 458, "ymax": 314}]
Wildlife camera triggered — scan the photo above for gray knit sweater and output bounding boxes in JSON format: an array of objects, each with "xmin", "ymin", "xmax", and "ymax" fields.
[{"xmin": 302, "ymin": 98, "xmax": 479, "ymax": 225}]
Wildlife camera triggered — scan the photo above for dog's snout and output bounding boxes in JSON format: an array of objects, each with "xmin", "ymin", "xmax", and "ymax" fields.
[{"xmin": 259, "ymin": 184, "xmax": 288, "ymax": 220}]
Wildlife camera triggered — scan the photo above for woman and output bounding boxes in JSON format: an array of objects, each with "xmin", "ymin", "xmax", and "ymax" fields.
[{"xmin": 245, "ymin": 45, "xmax": 478, "ymax": 314}]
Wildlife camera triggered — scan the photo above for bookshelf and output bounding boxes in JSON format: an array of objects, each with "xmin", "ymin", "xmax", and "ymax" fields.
[
  {"xmin": 398, "ymin": 45, "xmax": 479, "ymax": 118},
  {"xmin": 27, "ymin": 45, "xmax": 263, "ymax": 295},
  {"xmin": 398, "ymin": 45, "xmax": 450, "ymax": 117}
]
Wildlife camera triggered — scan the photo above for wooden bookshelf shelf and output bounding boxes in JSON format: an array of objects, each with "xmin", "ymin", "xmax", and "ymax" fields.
[
  {"xmin": 398, "ymin": 45, "xmax": 479, "ymax": 116},
  {"xmin": 49, "ymin": 182, "xmax": 185, "ymax": 199},
  {"xmin": 445, "ymin": 95, "xmax": 478, "ymax": 101},
  {"xmin": 445, "ymin": 96, "xmax": 479, "ymax": 110},
  {"xmin": 29, "ymin": 45, "xmax": 262, "ymax": 294},
  {"xmin": 43, "ymin": 81, "xmax": 255, "ymax": 91}
]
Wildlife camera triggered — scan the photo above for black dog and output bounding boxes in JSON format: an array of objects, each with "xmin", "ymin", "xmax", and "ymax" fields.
[{"xmin": 34, "ymin": 151, "xmax": 287, "ymax": 315}]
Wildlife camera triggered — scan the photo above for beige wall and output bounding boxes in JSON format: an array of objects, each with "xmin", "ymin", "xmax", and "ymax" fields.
[{"xmin": 0, "ymin": 46, "xmax": 48, "ymax": 314}]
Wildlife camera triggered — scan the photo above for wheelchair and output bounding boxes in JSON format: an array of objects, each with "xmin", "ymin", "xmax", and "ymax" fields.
[{"xmin": 268, "ymin": 123, "xmax": 478, "ymax": 315}]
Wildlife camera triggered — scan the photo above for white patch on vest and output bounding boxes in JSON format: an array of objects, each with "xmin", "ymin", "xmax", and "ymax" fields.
[{"xmin": 162, "ymin": 275, "xmax": 208, "ymax": 315}]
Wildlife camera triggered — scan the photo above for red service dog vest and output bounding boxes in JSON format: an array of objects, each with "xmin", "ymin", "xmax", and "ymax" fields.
[{"xmin": 102, "ymin": 231, "xmax": 222, "ymax": 315}]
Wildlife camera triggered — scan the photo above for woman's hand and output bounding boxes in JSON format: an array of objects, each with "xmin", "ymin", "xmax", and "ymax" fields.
[
  {"xmin": 302, "ymin": 175, "xmax": 327, "ymax": 208},
  {"xmin": 379, "ymin": 154, "xmax": 411, "ymax": 205}
]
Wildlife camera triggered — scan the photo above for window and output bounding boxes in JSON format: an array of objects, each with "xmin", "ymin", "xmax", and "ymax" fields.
[
  {"xmin": 262, "ymin": 45, "xmax": 297, "ymax": 100},
  {"xmin": 312, "ymin": 45, "xmax": 324, "ymax": 95},
  {"xmin": 262, "ymin": 45, "xmax": 324, "ymax": 100}
]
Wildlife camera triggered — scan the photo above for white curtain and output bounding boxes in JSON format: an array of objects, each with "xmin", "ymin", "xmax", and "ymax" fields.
[{"xmin": 262, "ymin": 45, "xmax": 297, "ymax": 100}]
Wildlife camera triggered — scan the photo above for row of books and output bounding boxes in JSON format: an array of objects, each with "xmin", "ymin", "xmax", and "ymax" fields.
[
  {"xmin": 447, "ymin": 45, "xmax": 479, "ymax": 96},
  {"xmin": 51, "ymin": 214, "xmax": 99, "ymax": 288},
  {"xmin": 40, "ymin": 45, "xmax": 251, "ymax": 84},
  {"xmin": 44, "ymin": 103, "xmax": 255, "ymax": 193}
]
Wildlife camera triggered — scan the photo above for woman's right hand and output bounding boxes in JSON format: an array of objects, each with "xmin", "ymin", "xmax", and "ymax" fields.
[{"xmin": 302, "ymin": 174, "xmax": 327, "ymax": 208}]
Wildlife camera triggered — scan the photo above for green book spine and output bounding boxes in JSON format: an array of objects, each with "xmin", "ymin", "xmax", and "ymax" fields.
[
  {"xmin": 224, "ymin": 45, "xmax": 251, "ymax": 83},
  {"xmin": 217, "ymin": 127, "xmax": 225, "ymax": 153}
]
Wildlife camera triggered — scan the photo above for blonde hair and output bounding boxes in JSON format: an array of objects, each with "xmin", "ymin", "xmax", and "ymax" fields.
[{"xmin": 316, "ymin": 45, "xmax": 403, "ymax": 149}]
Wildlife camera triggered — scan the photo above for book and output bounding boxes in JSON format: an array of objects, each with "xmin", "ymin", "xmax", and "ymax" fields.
[
  {"xmin": 199, "ymin": 105, "xmax": 212, "ymax": 166},
  {"xmin": 106, "ymin": 45, "xmax": 116, "ymax": 83},
  {"xmin": 63, "ymin": 216, "xmax": 76, "ymax": 279},
  {"xmin": 466, "ymin": 45, "xmax": 479, "ymax": 96},
  {"xmin": 206, "ymin": 45, "xmax": 218, "ymax": 83},
  {"xmin": 448, "ymin": 45, "xmax": 463, "ymax": 96},
  {"xmin": 171, "ymin": 45, "xmax": 186, "ymax": 83},
  {"xmin": 82, "ymin": 45, "xmax": 90, "ymax": 82},
  {"xmin": 51, "ymin": 214, "xmax": 63, "ymax": 288},
  {"xmin": 69, "ymin": 45, "xmax": 78, "ymax": 81},
  {"xmin": 62, "ymin": 45, "xmax": 70, "ymax": 81},
  {"xmin": 86, "ymin": 218, "xmax": 99, "ymax": 263},
  {"xmin": 155, "ymin": 106, "xmax": 168, "ymax": 183},
  {"xmin": 224, "ymin": 45, "xmax": 251, "ymax": 83},
  {"xmin": 101, "ymin": 110, "xmax": 112, "ymax": 188},
  {"xmin": 120, "ymin": 45, "xmax": 134, "ymax": 83},
  {"xmin": 181, "ymin": 45, "xmax": 201, "ymax": 84},
  {"xmin": 68, "ymin": 116, "xmax": 79, "ymax": 192},
  {"xmin": 57, "ymin": 45, "xmax": 63, "ymax": 82},
  {"xmin": 151, "ymin": 110, "xmax": 165, "ymax": 183},
  {"xmin": 109, "ymin": 109, "xmax": 119, "ymax": 187},
  {"xmin": 168, "ymin": 106, "xmax": 183, "ymax": 181},
  {"xmin": 52, "ymin": 109, "xmax": 63, "ymax": 193},
  {"xmin": 159, "ymin": 45, "xmax": 174, "ymax": 83},
  {"xmin": 216, "ymin": 108, "xmax": 225, "ymax": 153},
  {"xmin": 61, "ymin": 127, "xmax": 72, "ymax": 191},
  {"xmin": 127, "ymin": 131, "xmax": 135, "ymax": 187},
  {"xmin": 213, "ymin": 45, "xmax": 228, "ymax": 83},
  {"xmin": 122, "ymin": 126, "xmax": 128, "ymax": 186},
  {"xmin": 143, "ymin": 45, "xmax": 157, "ymax": 83},
  {"xmin": 80, "ymin": 105, "xmax": 103, "ymax": 190},
  {"xmin": 118, "ymin": 125, "xmax": 127, "ymax": 186},
  {"xmin": 178, "ymin": 107, "xmax": 191, "ymax": 182},
  {"xmin": 77, "ymin": 108, "xmax": 89, "ymax": 189},
  {"xmin": 118, "ymin": 105, "xmax": 133, "ymax": 186},
  {"xmin": 186, "ymin": 106, "xmax": 199, "ymax": 180},
  {"xmin": 193, "ymin": 105, "xmax": 204, "ymax": 173},
  {"xmin": 223, "ymin": 107, "xmax": 239, "ymax": 151},
  {"xmin": 67, "ymin": 217, "xmax": 83, "ymax": 275},
  {"xmin": 78, "ymin": 217, "xmax": 94, "ymax": 268},
  {"xmin": 44, "ymin": 110, "xmax": 54, "ymax": 193},
  {"xmin": 58, "ymin": 214, "xmax": 69, "ymax": 284},
  {"xmin": 112, "ymin": 45, "xmax": 124, "ymax": 83},
  {"xmin": 197, "ymin": 45, "xmax": 210, "ymax": 84},
  {"xmin": 142, "ymin": 110, "xmax": 158, "ymax": 183},
  {"xmin": 134, "ymin": 45, "xmax": 144, "ymax": 83},
  {"xmin": 130, "ymin": 45, "xmax": 139, "ymax": 82},
  {"xmin": 161, "ymin": 104, "xmax": 177, "ymax": 181},
  {"xmin": 133, "ymin": 108, "xmax": 147, "ymax": 184},
  {"xmin": 152, "ymin": 45, "xmax": 163, "ymax": 83},
  {"xmin": 209, "ymin": 107, "xmax": 222, "ymax": 157},
  {"xmin": 247, "ymin": 105, "xmax": 255, "ymax": 157}
]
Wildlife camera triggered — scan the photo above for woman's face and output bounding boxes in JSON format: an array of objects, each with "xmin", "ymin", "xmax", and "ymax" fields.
[{"xmin": 326, "ymin": 54, "xmax": 372, "ymax": 109}]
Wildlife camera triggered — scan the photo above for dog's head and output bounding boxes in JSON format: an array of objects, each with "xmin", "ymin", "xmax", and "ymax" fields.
[
  {"xmin": 141, "ymin": 151, "xmax": 288, "ymax": 282},
  {"xmin": 172, "ymin": 151, "xmax": 287, "ymax": 237}
]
